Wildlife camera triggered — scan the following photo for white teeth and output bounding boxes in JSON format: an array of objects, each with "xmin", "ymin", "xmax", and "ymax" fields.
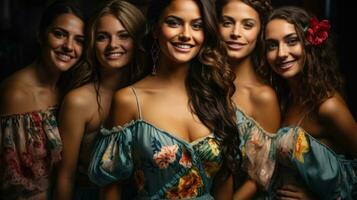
[
  {"xmin": 175, "ymin": 44, "xmax": 191, "ymax": 49},
  {"xmin": 106, "ymin": 52, "xmax": 123, "ymax": 59},
  {"xmin": 57, "ymin": 53, "xmax": 71, "ymax": 61}
]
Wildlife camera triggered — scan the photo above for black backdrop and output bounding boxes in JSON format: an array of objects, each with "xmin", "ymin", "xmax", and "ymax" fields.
[{"xmin": 0, "ymin": 0, "xmax": 355, "ymax": 118}]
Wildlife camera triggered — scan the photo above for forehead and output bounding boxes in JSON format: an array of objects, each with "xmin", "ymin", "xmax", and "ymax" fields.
[
  {"xmin": 265, "ymin": 19, "xmax": 296, "ymax": 39},
  {"xmin": 51, "ymin": 13, "xmax": 84, "ymax": 35},
  {"xmin": 222, "ymin": 0, "xmax": 259, "ymax": 21},
  {"xmin": 161, "ymin": 0, "xmax": 201, "ymax": 19},
  {"xmin": 96, "ymin": 14, "xmax": 125, "ymax": 31}
]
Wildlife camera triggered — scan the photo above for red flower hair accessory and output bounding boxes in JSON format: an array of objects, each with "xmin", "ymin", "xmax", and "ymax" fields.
[{"xmin": 305, "ymin": 17, "xmax": 331, "ymax": 46}]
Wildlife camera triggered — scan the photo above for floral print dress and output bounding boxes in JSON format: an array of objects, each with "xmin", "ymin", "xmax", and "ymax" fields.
[
  {"xmin": 88, "ymin": 89, "xmax": 221, "ymax": 200},
  {"xmin": 235, "ymin": 107, "xmax": 357, "ymax": 200},
  {"xmin": 0, "ymin": 107, "xmax": 62, "ymax": 199}
]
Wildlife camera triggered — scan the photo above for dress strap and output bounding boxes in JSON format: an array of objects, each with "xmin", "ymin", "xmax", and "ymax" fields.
[{"xmin": 130, "ymin": 87, "xmax": 143, "ymax": 119}]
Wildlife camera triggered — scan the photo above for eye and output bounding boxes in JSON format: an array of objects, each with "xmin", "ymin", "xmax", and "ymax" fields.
[
  {"xmin": 165, "ymin": 18, "xmax": 180, "ymax": 28},
  {"xmin": 243, "ymin": 21, "xmax": 255, "ymax": 29},
  {"xmin": 221, "ymin": 19, "xmax": 233, "ymax": 27},
  {"xmin": 75, "ymin": 36, "xmax": 85, "ymax": 45},
  {"xmin": 266, "ymin": 41, "xmax": 278, "ymax": 51},
  {"xmin": 191, "ymin": 21, "xmax": 203, "ymax": 31},
  {"xmin": 286, "ymin": 37, "xmax": 299, "ymax": 46},
  {"xmin": 95, "ymin": 33, "xmax": 108, "ymax": 42},
  {"xmin": 117, "ymin": 32, "xmax": 131, "ymax": 40},
  {"xmin": 52, "ymin": 29, "xmax": 67, "ymax": 38}
]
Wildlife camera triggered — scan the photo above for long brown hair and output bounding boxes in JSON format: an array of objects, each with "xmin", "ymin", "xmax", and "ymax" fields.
[
  {"xmin": 61, "ymin": 0, "xmax": 148, "ymax": 108},
  {"xmin": 261, "ymin": 6, "xmax": 344, "ymax": 115},
  {"xmin": 146, "ymin": 0, "xmax": 242, "ymax": 180},
  {"xmin": 216, "ymin": 0, "xmax": 272, "ymax": 75}
]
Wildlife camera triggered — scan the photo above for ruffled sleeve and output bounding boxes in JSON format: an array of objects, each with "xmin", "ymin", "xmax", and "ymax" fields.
[
  {"xmin": 275, "ymin": 127, "xmax": 357, "ymax": 200},
  {"xmin": 0, "ymin": 107, "xmax": 61, "ymax": 197},
  {"xmin": 235, "ymin": 108, "xmax": 277, "ymax": 189},
  {"xmin": 88, "ymin": 122, "xmax": 136, "ymax": 187}
]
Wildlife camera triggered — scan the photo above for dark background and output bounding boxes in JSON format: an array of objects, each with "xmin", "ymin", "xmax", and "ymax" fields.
[{"xmin": 0, "ymin": 0, "xmax": 355, "ymax": 118}]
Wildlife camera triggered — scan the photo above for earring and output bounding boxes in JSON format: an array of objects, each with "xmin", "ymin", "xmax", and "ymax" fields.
[{"xmin": 150, "ymin": 40, "xmax": 160, "ymax": 75}]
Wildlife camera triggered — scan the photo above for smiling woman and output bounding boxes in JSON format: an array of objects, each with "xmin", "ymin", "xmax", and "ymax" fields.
[
  {"xmin": 88, "ymin": 0, "xmax": 242, "ymax": 199},
  {"xmin": 53, "ymin": 0, "xmax": 146, "ymax": 199},
  {"xmin": 0, "ymin": 1, "xmax": 84, "ymax": 199}
]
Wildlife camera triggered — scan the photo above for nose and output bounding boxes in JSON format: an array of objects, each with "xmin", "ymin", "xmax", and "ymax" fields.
[
  {"xmin": 63, "ymin": 38, "xmax": 74, "ymax": 52},
  {"xmin": 277, "ymin": 43, "xmax": 288, "ymax": 59},
  {"xmin": 178, "ymin": 25, "xmax": 192, "ymax": 42},
  {"xmin": 109, "ymin": 36, "xmax": 119, "ymax": 49},
  {"xmin": 230, "ymin": 24, "xmax": 241, "ymax": 39}
]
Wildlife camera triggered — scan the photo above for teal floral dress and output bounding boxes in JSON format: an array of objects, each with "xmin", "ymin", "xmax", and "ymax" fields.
[
  {"xmin": 88, "ymin": 89, "xmax": 221, "ymax": 200},
  {"xmin": 235, "ymin": 107, "xmax": 357, "ymax": 200},
  {"xmin": 0, "ymin": 107, "xmax": 62, "ymax": 199}
]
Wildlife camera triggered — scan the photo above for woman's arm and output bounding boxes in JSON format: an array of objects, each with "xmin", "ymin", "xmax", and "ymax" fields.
[{"xmin": 54, "ymin": 90, "xmax": 93, "ymax": 200}]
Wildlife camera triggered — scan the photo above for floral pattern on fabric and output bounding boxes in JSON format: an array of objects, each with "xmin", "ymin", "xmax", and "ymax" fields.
[
  {"xmin": 165, "ymin": 168, "xmax": 204, "ymax": 199},
  {"xmin": 88, "ymin": 120, "xmax": 221, "ymax": 199},
  {"xmin": 0, "ymin": 107, "xmax": 61, "ymax": 199}
]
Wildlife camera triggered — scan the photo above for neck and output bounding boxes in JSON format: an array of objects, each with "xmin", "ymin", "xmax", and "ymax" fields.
[
  {"xmin": 230, "ymin": 56, "xmax": 260, "ymax": 85},
  {"xmin": 33, "ymin": 59, "xmax": 61, "ymax": 90},
  {"xmin": 155, "ymin": 56, "xmax": 189, "ymax": 87},
  {"xmin": 287, "ymin": 76, "xmax": 303, "ymax": 103}
]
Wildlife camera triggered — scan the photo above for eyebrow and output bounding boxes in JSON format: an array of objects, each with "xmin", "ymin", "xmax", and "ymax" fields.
[
  {"xmin": 265, "ymin": 33, "xmax": 297, "ymax": 41},
  {"xmin": 165, "ymin": 15, "xmax": 202, "ymax": 22},
  {"xmin": 221, "ymin": 15, "xmax": 234, "ymax": 22}
]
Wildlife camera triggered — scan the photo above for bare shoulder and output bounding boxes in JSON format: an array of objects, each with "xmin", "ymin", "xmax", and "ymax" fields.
[
  {"xmin": 252, "ymin": 85, "xmax": 279, "ymax": 105},
  {"xmin": 0, "ymin": 74, "xmax": 34, "ymax": 115},
  {"xmin": 61, "ymin": 84, "xmax": 97, "ymax": 118},
  {"xmin": 251, "ymin": 85, "xmax": 281, "ymax": 132},
  {"xmin": 318, "ymin": 93, "xmax": 353, "ymax": 121},
  {"xmin": 110, "ymin": 86, "xmax": 140, "ymax": 126}
]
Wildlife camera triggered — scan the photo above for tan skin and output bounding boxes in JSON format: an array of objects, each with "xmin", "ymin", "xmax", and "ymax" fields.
[
  {"xmin": 104, "ymin": 0, "xmax": 216, "ymax": 199},
  {"xmin": 215, "ymin": 1, "xmax": 280, "ymax": 199},
  {"xmin": 54, "ymin": 14, "xmax": 134, "ymax": 200},
  {"xmin": 0, "ymin": 13, "xmax": 84, "ymax": 200},
  {"xmin": 265, "ymin": 19, "xmax": 357, "ymax": 200}
]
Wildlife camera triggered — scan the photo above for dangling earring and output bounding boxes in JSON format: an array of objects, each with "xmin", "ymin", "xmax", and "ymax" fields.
[{"xmin": 150, "ymin": 39, "xmax": 160, "ymax": 75}]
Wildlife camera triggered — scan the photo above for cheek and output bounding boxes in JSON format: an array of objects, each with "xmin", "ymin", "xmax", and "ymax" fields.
[
  {"xmin": 193, "ymin": 31, "xmax": 204, "ymax": 45},
  {"xmin": 219, "ymin": 27, "xmax": 231, "ymax": 39},
  {"xmin": 266, "ymin": 51, "xmax": 276, "ymax": 65}
]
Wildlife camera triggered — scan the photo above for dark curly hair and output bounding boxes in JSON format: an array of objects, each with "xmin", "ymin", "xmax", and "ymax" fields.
[
  {"xmin": 261, "ymin": 6, "xmax": 344, "ymax": 115},
  {"xmin": 216, "ymin": 0, "xmax": 272, "ymax": 76},
  {"xmin": 146, "ymin": 0, "xmax": 242, "ymax": 180}
]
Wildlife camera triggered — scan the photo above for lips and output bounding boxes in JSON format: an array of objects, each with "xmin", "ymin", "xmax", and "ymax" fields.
[
  {"xmin": 55, "ymin": 51, "xmax": 74, "ymax": 62},
  {"xmin": 171, "ymin": 42, "xmax": 194, "ymax": 53},
  {"xmin": 225, "ymin": 41, "xmax": 246, "ymax": 51},
  {"xmin": 104, "ymin": 52, "xmax": 125, "ymax": 59},
  {"xmin": 277, "ymin": 60, "xmax": 295, "ymax": 69}
]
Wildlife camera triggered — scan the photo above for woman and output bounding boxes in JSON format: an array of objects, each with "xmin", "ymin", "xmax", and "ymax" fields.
[
  {"xmin": 0, "ymin": 1, "xmax": 85, "ymax": 199},
  {"xmin": 263, "ymin": 6, "xmax": 357, "ymax": 199},
  {"xmin": 88, "ymin": 0, "xmax": 241, "ymax": 199},
  {"xmin": 215, "ymin": 0, "xmax": 279, "ymax": 199},
  {"xmin": 54, "ymin": 0, "xmax": 146, "ymax": 199}
]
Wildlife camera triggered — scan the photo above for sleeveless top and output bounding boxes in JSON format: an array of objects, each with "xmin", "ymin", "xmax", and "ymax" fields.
[
  {"xmin": 235, "ymin": 107, "xmax": 357, "ymax": 199},
  {"xmin": 0, "ymin": 106, "xmax": 62, "ymax": 199},
  {"xmin": 88, "ymin": 88, "xmax": 221, "ymax": 200}
]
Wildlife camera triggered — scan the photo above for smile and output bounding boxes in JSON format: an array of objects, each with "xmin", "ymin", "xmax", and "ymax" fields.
[
  {"xmin": 55, "ymin": 52, "xmax": 73, "ymax": 62},
  {"xmin": 105, "ymin": 52, "xmax": 125, "ymax": 59},
  {"xmin": 171, "ymin": 42, "xmax": 194, "ymax": 52}
]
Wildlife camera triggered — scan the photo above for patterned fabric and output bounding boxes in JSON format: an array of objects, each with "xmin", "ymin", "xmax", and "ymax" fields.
[
  {"xmin": 235, "ymin": 107, "xmax": 277, "ymax": 190},
  {"xmin": 271, "ymin": 127, "xmax": 357, "ymax": 200},
  {"xmin": 235, "ymin": 107, "xmax": 357, "ymax": 200},
  {"xmin": 0, "ymin": 107, "xmax": 62, "ymax": 199},
  {"xmin": 88, "ymin": 120, "xmax": 220, "ymax": 200}
]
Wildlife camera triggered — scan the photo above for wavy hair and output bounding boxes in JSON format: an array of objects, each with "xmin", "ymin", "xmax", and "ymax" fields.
[
  {"xmin": 261, "ymin": 6, "xmax": 344, "ymax": 115},
  {"xmin": 61, "ymin": 0, "xmax": 148, "ymax": 107},
  {"xmin": 216, "ymin": 0, "xmax": 272, "ymax": 76},
  {"xmin": 146, "ymin": 0, "xmax": 242, "ymax": 181}
]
